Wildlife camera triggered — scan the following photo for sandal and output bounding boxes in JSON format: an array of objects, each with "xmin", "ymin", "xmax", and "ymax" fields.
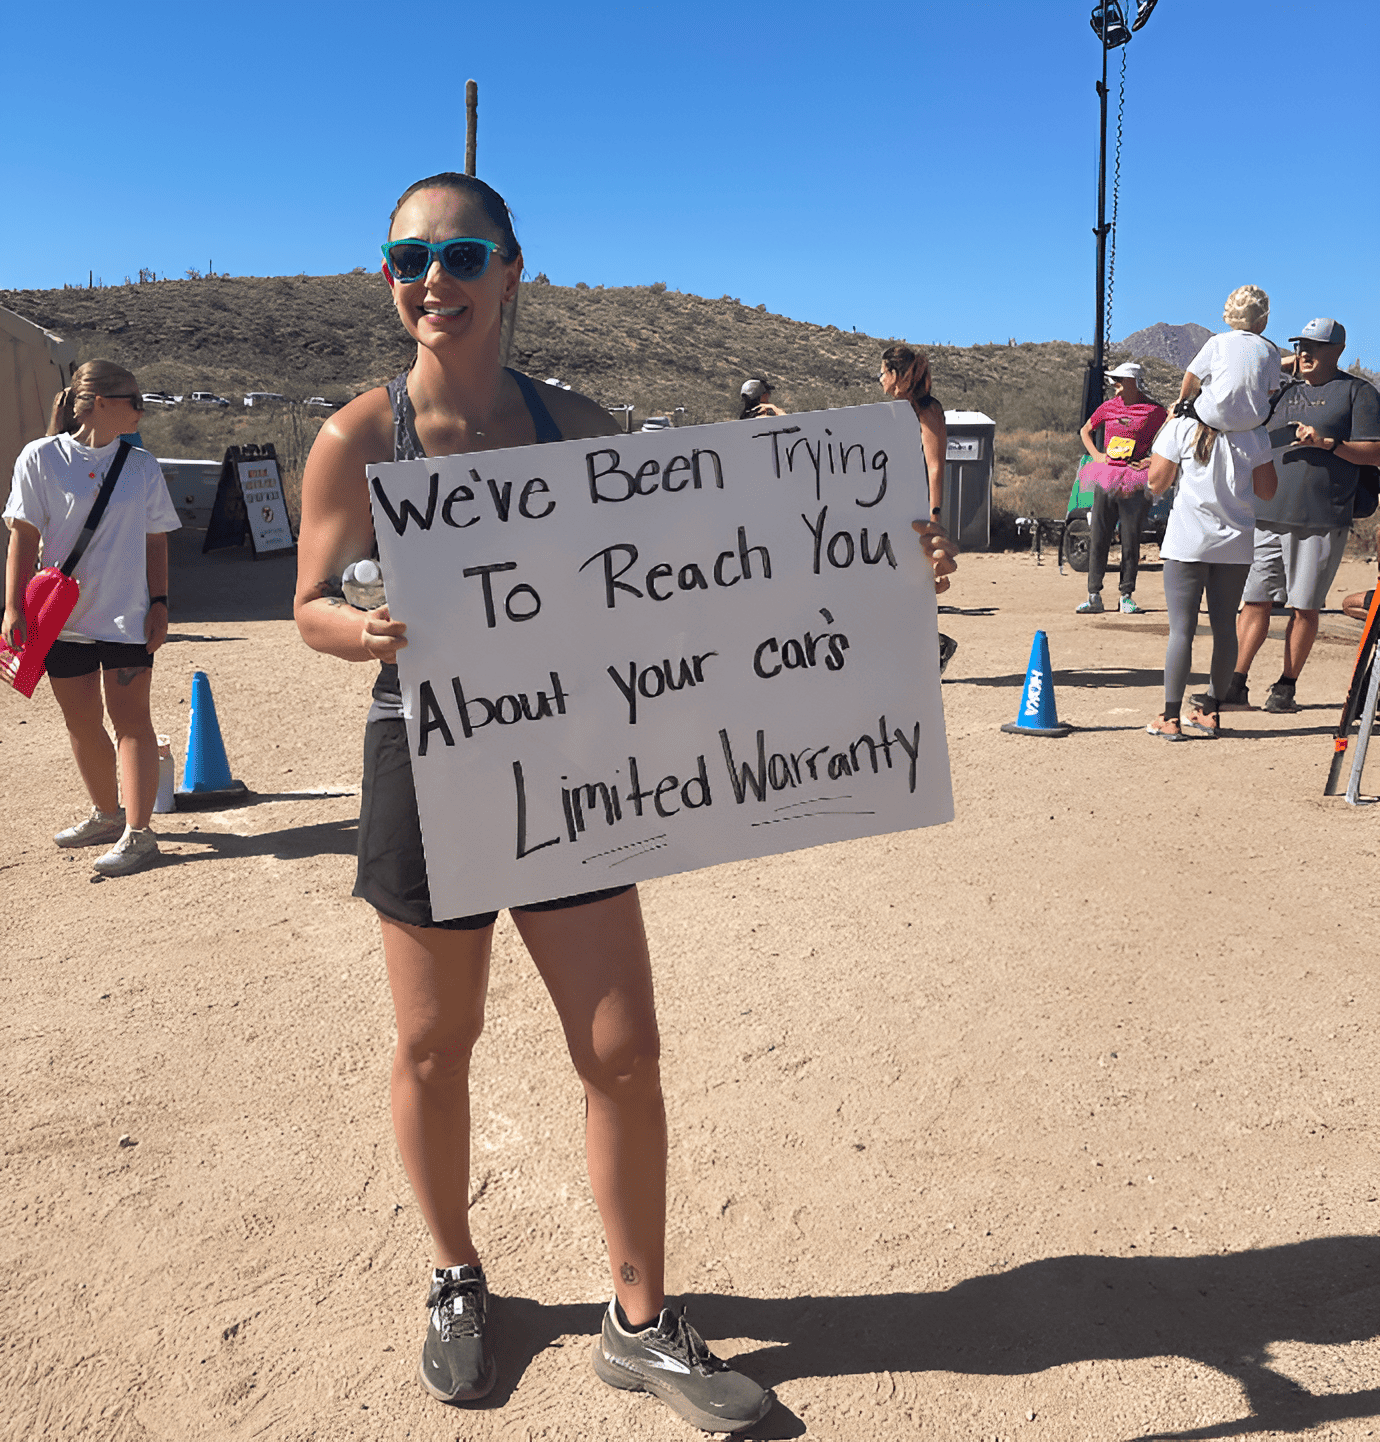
[
  {"xmin": 1186, "ymin": 707, "xmax": 1221, "ymax": 737},
  {"xmin": 1146, "ymin": 715, "xmax": 1185, "ymax": 741}
]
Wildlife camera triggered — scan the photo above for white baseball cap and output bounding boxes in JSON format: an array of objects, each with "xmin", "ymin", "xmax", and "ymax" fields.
[{"xmin": 1106, "ymin": 361, "xmax": 1144, "ymax": 380}]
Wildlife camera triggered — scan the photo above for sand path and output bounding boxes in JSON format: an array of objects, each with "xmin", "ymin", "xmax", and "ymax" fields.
[{"xmin": 4, "ymin": 536, "xmax": 1380, "ymax": 1442}]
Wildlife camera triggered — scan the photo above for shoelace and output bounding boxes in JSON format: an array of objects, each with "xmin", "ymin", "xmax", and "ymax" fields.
[
  {"xmin": 428, "ymin": 1272, "xmax": 484, "ymax": 1342},
  {"xmin": 655, "ymin": 1308, "xmax": 725, "ymax": 1374}
]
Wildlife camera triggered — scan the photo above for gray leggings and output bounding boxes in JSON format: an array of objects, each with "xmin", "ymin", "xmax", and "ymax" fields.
[{"xmin": 1162, "ymin": 559, "xmax": 1251, "ymax": 705}]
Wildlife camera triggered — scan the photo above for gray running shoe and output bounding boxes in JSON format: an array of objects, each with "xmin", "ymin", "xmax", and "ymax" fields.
[
  {"xmin": 55, "ymin": 806, "xmax": 126, "ymax": 849},
  {"xmin": 419, "ymin": 1264, "xmax": 495, "ymax": 1403},
  {"xmin": 592, "ymin": 1298, "xmax": 773, "ymax": 1434},
  {"xmin": 91, "ymin": 826, "xmax": 159, "ymax": 875},
  {"xmin": 1075, "ymin": 595, "xmax": 1105, "ymax": 614},
  {"xmin": 1264, "ymin": 685, "xmax": 1301, "ymax": 714}
]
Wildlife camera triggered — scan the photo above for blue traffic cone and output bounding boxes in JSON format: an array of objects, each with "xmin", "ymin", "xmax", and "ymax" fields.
[
  {"xmin": 1000, "ymin": 630, "xmax": 1072, "ymax": 737},
  {"xmin": 176, "ymin": 671, "xmax": 248, "ymax": 807}
]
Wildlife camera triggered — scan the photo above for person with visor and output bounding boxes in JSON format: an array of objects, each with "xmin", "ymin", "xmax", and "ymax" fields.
[{"xmin": 1075, "ymin": 361, "xmax": 1167, "ymax": 616}]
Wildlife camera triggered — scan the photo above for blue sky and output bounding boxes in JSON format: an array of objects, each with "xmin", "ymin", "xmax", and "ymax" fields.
[{"xmin": 3, "ymin": 0, "xmax": 1377, "ymax": 368}]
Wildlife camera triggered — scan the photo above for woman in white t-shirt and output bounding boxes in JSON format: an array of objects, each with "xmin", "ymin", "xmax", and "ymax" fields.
[
  {"xmin": 1144, "ymin": 417, "xmax": 1277, "ymax": 739},
  {"xmin": 2, "ymin": 361, "xmax": 181, "ymax": 874}
]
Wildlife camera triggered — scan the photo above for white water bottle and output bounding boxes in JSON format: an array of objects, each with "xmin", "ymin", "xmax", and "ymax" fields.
[{"xmin": 154, "ymin": 735, "xmax": 176, "ymax": 813}]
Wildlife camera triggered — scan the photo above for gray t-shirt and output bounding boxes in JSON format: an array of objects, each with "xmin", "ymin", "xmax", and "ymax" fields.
[{"xmin": 1254, "ymin": 374, "xmax": 1380, "ymax": 531}]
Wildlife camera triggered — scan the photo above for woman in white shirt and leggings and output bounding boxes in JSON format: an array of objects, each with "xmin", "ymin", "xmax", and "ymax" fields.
[{"xmin": 1144, "ymin": 417, "xmax": 1277, "ymax": 739}]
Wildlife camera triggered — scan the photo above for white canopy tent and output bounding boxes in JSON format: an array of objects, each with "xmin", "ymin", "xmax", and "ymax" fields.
[{"xmin": 1, "ymin": 305, "xmax": 77, "ymax": 482}]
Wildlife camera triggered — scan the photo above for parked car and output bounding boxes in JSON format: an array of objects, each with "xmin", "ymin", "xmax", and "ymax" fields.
[
  {"xmin": 302, "ymin": 396, "xmax": 336, "ymax": 410},
  {"xmin": 189, "ymin": 391, "xmax": 230, "ymax": 407},
  {"xmin": 243, "ymin": 392, "xmax": 289, "ymax": 408},
  {"xmin": 640, "ymin": 416, "xmax": 673, "ymax": 432},
  {"xmin": 141, "ymin": 391, "xmax": 181, "ymax": 407},
  {"xmin": 1061, "ymin": 456, "xmax": 1173, "ymax": 573}
]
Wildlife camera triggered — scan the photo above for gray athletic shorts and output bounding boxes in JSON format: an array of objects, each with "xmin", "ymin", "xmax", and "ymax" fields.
[{"xmin": 1242, "ymin": 525, "xmax": 1350, "ymax": 611}]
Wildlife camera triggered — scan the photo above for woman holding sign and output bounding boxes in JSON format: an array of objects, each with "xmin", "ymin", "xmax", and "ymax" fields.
[{"xmin": 295, "ymin": 172, "xmax": 956, "ymax": 1433}]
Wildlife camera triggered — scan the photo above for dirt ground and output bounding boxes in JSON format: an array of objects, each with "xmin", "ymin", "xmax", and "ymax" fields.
[{"xmin": 5, "ymin": 531, "xmax": 1380, "ymax": 1442}]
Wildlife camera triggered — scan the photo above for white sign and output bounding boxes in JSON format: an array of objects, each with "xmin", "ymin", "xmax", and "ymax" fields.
[
  {"xmin": 367, "ymin": 401, "xmax": 953, "ymax": 921},
  {"xmin": 236, "ymin": 457, "xmax": 294, "ymax": 554},
  {"xmin": 946, "ymin": 437, "xmax": 982, "ymax": 461}
]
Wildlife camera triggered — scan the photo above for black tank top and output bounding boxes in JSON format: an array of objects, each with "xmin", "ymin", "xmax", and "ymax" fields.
[{"xmin": 373, "ymin": 370, "xmax": 565, "ymax": 707}]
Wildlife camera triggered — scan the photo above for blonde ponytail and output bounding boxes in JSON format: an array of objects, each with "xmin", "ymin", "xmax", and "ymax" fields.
[
  {"xmin": 46, "ymin": 360, "xmax": 141, "ymax": 437},
  {"xmin": 1193, "ymin": 422, "xmax": 1219, "ymax": 465}
]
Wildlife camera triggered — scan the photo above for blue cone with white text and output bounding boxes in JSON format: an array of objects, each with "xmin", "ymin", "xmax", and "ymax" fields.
[
  {"xmin": 177, "ymin": 670, "xmax": 248, "ymax": 804},
  {"xmin": 1001, "ymin": 630, "xmax": 1072, "ymax": 737}
]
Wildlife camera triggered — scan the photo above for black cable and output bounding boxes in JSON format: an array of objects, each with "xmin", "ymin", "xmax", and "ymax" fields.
[{"xmin": 1107, "ymin": 43, "xmax": 1126, "ymax": 344}]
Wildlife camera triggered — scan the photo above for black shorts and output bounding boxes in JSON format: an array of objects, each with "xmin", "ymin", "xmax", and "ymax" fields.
[
  {"xmin": 46, "ymin": 639, "xmax": 155, "ymax": 678},
  {"xmin": 353, "ymin": 717, "xmax": 631, "ymax": 930}
]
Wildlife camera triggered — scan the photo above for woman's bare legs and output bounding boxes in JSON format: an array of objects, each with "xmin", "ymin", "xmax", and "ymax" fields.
[
  {"xmin": 515, "ymin": 888, "xmax": 667, "ymax": 1328},
  {"xmin": 101, "ymin": 665, "xmax": 158, "ymax": 829},
  {"xmin": 380, "ymin": 914, "xmax": 492, "ymax": 1269},
  {"xmin": 49, "ymin": 671, "xmax": 120, "ymax": 815}
]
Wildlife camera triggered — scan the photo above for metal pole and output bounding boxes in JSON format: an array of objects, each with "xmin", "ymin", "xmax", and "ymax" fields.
[
  {"xmin": 465, "ymin": 81, "xmax": 478, "ymax": 176},
  {"xmin": 1084, "ymin": 18, "xmax": 1111, "ymax": 422},
  {"xmin": 1345, "ymin": 654, "xmax": 1380, "ymax": 805}
]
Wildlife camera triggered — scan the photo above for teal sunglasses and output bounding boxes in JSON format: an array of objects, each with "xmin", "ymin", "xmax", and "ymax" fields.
[{"xmin": 380, "ymin": 236, "xmax": 504, "ymax": 283}]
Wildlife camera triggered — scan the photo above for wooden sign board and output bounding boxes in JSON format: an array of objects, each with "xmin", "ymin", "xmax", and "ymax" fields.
[{"xmin": 367, "ymin": 401, "xmax": 954, "ymax": 921}]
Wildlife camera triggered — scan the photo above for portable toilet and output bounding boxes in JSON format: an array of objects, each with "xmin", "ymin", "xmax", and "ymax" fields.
[{"xmin": 941, "ymin": 410, "xmax": 996, "ymax": 550}]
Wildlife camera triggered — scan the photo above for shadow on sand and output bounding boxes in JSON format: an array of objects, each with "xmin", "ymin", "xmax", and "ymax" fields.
[
  {"xmin": 150, "ymin": 815, "xmax": 358, "ymax": 864},
  {"xmin": 168, "ymin": 527, "xmax": 297, "ymax": 624},
  {"xmin": 955, "ymin": 667, "xmax": 1168, "ymax": 690},
  {"xmin": 476, "ymin": 1238, "xmax": 1380, "ymax": 1440}
]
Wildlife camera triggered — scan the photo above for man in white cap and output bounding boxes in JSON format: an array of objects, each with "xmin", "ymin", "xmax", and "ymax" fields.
[
  {"xmin": 1074, "ymin": 361, "xmax": 1168, "ymax": 614},
  {"xmin": 1222, "ymin": 319, "xmax": 1380, "ymax": 712}
]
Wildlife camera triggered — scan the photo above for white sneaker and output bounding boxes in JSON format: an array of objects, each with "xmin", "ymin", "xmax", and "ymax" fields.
[
  {"xmin": 92, "ymin": 826, "xmax": 160, "ymax": 876},
  {"xmin": 55, "ymin": 807, "xmax": 126, "ymax": 849},
  {"xmin": 1075, "ymin": 595, "xmax": 1105, "ymax": 614}
]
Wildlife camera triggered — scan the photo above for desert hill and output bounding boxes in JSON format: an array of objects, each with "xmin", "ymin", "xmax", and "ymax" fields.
[
  {"xmin": 2, "ymin": 274, "xmax": 1189, "ymax": 436},
  {"xmin": 2, "ymin": 275, "xmax": 1202, "ymax": 538},
  {"xmin": 1114, "ymin": 321, "xmax": 1212, "ymax": 369}
]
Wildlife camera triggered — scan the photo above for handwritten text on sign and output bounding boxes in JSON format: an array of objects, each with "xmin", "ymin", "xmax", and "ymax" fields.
[{"xmin": 366, "ymin": 401, "xmax": 953, "ymax": 921}]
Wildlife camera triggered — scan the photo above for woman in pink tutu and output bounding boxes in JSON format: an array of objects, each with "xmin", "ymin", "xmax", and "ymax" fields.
[{"xmin": 1075, "ymin": 361, "xmax": 1168, "ymax": 615}]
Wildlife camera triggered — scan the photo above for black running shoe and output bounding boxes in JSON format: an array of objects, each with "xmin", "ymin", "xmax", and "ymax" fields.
[
  {"xmin": 1264, "ymin": 684, "xmax": 1300, "ymax": 714},
  {"xmin": 418, "ymin": 1263, "xmax": 496, "ymax": 1403},
  {"xmin": 592, "ymin": 1298, "xmax": 773, "ymax": 1434}
]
